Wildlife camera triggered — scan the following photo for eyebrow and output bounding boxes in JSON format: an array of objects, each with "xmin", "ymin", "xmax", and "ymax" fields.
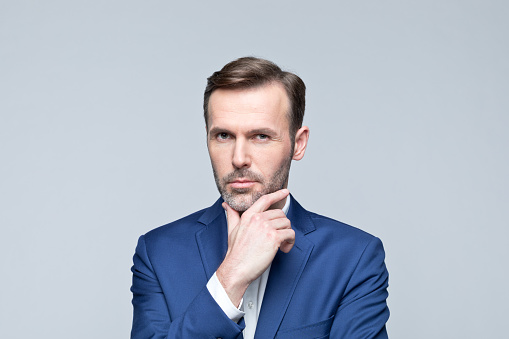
[
  {"xmin": 208, "ymin": 127, "xmax": 278, "ymax": 137},
  {"xmin": 208, "ymin": 127, "xmax": 229, "ymax": 137},
  {"xmin": 248, "ymin": 128, "xmax": 278, "ymax": 136}
]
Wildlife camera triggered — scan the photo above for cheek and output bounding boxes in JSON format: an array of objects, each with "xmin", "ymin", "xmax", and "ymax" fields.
[
  {"xmin": 256, "ymin": 148, "xmax": 290, "ymax": 174},
  {"xmin": 209, "ymin": 149, "xmax": 230, "ymax": 172}
]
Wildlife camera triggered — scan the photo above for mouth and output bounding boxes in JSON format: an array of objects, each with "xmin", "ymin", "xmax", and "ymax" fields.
[{"xmin": 228, "ymin": 179, "xmax": 257, "ymax": 189}]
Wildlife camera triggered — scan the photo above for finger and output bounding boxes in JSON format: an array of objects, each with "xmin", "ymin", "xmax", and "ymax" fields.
[
  {"xmin": 264, "ymin": 217, "xmax": 291, "ymax": 230},
  {"xmin": 223, "ymin": 202, "xmax": 240, "ymax": 234},
  {"xmin": 278, "ymin": 229, "xmax": 295, "ymax": 253},
  {"xmin": 261, "ymin": 209, "xmax": 287, "ymax": 221},
  {"xmin": 248, "ymin": 189, "xmax": 290, "ymax": 214},
  {"xmin": 280, "ymin": 240, "xmax": 294, "ymax": 253}
]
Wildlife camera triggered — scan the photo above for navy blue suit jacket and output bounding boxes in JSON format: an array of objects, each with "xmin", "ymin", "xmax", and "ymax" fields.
[{"xmin": 131, "ymin": 196, "xmax": 389, "ymax": 338}]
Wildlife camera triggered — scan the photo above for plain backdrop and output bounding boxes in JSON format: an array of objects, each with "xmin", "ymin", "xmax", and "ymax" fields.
[{"xmin": 1, "ymin": 1, "xmax": 508, "ymax": 338}]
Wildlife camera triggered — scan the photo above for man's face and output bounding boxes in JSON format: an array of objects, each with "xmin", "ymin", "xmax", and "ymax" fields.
[{"xmin": 207, "ymin": 83, "xmax": 294, "ymax": 212}]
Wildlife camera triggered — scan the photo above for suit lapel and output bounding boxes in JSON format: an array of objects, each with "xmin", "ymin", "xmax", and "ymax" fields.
[
  {"xmin": 254, "ymin": 196, "xmax": 315, "ymax": 338},
  {"xmin": 195, "ymin": 198, "xmax": 229, "ymax": 279}
]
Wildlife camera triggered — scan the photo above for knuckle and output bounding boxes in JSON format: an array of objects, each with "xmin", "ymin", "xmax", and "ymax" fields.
[{"xmin": 268, "ymin": 231, "xmax": 278, "ymax": 242}]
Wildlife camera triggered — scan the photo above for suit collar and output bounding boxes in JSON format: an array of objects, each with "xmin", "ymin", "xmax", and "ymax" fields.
[
  {"xmin": 195, "ymin": 198, "xmax": 228, "ymax": 279},
  {"xmin": 286, "ymin": 195, "xmax": 316, "ymax": 235},
  {"xmin": 197, "ymin": 197, "xmax": 225, "ymax": 226}
]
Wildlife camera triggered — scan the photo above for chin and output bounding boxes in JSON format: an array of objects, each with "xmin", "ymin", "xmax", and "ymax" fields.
[
  {"xmin": 229, "ymin": 187, "xmax": 253, "ymax": 194},
  {"xmin": 223, "ymin": 191, "xmax": 260, "ymax": 212},
  {"xmin": 226, "ymin": 199, "xmax": 252, "ymax": 212}
]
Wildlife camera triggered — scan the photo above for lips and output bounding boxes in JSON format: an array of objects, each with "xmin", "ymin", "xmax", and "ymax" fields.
[{"xmin": 229, "ymin": 179, "xmax": 257, "ymax": 189}]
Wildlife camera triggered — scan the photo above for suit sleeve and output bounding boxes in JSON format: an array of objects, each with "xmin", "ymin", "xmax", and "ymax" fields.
[
  {"xmin": 330, "ymin": 237, "xmax": 390, "ymax": 339},
  {"xmin": 130, "ymin": 235, "xmax": 244, "ymax": 339}
]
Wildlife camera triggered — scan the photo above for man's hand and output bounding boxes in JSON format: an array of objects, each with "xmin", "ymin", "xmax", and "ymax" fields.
[{"xmin": 216, "ymin": 189, "xmax": 295, "ymax": 307}]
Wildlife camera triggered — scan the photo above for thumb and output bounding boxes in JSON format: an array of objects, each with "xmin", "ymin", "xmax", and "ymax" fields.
[{"xmin": 222, "ymin": 202, "xmax": 240, "ymax": 235}]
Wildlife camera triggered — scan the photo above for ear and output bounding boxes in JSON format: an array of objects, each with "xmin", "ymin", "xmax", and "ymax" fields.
[{"xmin": 292, "ymin": 126, "xmax": 310, "ymax": 161}]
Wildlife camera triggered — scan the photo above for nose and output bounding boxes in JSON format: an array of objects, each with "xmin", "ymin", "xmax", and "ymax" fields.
[{"xmin": 232, "ymin": 139, "xmax": 251, "ymax": 169}]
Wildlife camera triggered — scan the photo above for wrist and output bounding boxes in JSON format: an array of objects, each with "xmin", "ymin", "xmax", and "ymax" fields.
[{"xmin": 216, "ymin": 263, "xmax": 250, "ymax": 307}]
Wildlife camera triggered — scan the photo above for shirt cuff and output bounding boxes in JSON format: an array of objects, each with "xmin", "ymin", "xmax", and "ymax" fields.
[{"xmin": 206, "ymin": 272, "xmax": 245, "ymax": 323}]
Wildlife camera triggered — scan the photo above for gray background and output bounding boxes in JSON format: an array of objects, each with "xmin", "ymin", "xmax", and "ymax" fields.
[{"xmin": 1, "ymin": 1, "xmax": 507, "ymax": 338}]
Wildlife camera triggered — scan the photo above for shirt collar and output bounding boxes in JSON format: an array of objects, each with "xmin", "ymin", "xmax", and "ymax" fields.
[{"xmin": 281, "ymin": 195, "xmax": 290, "ymax": 215}]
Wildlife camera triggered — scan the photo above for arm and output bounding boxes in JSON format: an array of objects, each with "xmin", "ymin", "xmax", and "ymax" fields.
[
  {"xmin": 130, "ymin": 235, "xmax": 244, "ymax": 339},
  {"xmin": 330, "ymin": 237, "xmax": 390, "ymax": 339}
]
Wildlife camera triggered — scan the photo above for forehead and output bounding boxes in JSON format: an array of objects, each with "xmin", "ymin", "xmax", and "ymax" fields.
[{"xmin": 208, "ymin": 83, "xmax": 290, "ymax": 131}]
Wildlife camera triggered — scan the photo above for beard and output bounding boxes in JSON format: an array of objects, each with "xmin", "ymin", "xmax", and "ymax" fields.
[{"xmin": 212, "ymin": 154, "xmax": 292, "ymax": 212}]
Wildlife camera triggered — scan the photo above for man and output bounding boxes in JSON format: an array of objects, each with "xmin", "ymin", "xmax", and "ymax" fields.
[{"xmin": 131, "ymin": 57, "xmax": 389, "ymax": 338}]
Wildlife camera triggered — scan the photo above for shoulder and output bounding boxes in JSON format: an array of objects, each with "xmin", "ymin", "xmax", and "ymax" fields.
[
  {"xmin": 290, "ymin": 196, "xmax": 380, "ymax": 247},
  {"xmin": 289, "ymin": 195, "xmax": 384, "ymax": 258},
  {"xmin": 300, "ymin": 210, "xmax": 387, "ymax": 289},
  {"xmin": 140, "ymin": 197, "xmax": 224, "ymax": 246},
  {"xmin": 308, "ymin": 211, "xmax": 376, "ymax": 241},
  {"xmin": 141, "ymin": 207, "xmax": 208, "ymax": 248},
  {"xmin": 299, "ymin": 208, "xmax": 384, "ymax": 257},
  {"xmin": 134, "ymin": 207, "xmax": 211, "ymax": 264}
]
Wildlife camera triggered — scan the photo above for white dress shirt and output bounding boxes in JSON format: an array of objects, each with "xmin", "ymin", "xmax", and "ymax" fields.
[{"xmin": 206, "ymin": 197, "xmax": 291, "ymax": 339}]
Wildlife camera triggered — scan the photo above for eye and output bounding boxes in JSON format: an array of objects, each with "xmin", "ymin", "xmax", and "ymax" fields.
[
  {"xmin": 256, "ymin": 134, "xmax": 269, "ymax": 140},
  {"xmin": 217, "ymin": 132, "xmax": 230, "ymax": 140}
]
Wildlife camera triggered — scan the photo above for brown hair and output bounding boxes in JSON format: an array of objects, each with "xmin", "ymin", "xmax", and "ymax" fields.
[{"xmin": 203, "ymin": 57, "xmax": 306, "ymax": 137}]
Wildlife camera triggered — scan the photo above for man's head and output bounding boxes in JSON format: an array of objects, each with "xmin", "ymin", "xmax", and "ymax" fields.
[
  {"xmin": 204, "ymin": 57, "xmax": 306, "ymax": 140},
  {"xmin": 205, "ymin": 57, "xmax": 309, "ymax": 212}
]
